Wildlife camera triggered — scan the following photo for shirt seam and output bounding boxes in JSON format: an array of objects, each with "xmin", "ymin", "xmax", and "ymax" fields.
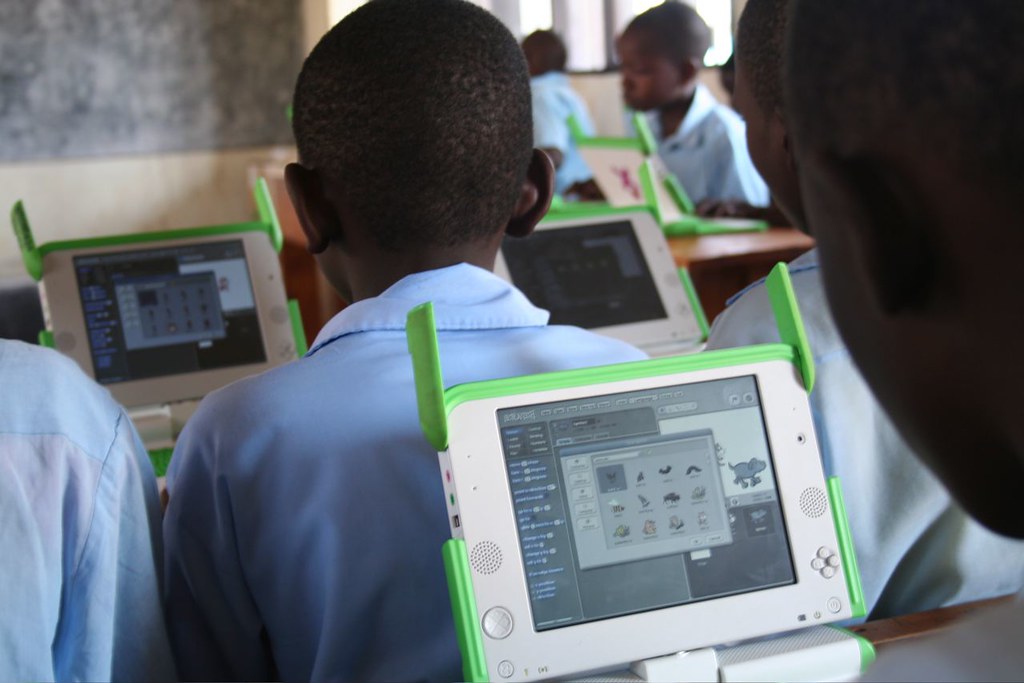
[{"xmin": 66, "ymin": 410, "xmax": 123, "ymax": 590}]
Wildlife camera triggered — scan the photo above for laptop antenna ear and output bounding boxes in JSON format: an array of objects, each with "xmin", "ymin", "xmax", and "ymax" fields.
[
  {"xmin": 407, "ymin": 302, "xmax": 449, "ymax": 451},
  {"xmin": 766, "ymin": 263, "xmax": 815, "ymax": 393},
  {"xmin": 11, "ymin": 201, "xmax": 43, "ymax": 282},
  {"xmin": 253, "ymin": 177, "xmax": 284, "ymax": 253}
]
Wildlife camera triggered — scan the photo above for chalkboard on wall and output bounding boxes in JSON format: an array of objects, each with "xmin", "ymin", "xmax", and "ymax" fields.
[{"xmin": 0, "ymin": 0, "xmax": 303, "ymax": 162}]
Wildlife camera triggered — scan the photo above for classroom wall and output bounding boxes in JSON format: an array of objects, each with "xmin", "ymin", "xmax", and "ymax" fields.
[
  {"xmin": 0, "ymin": 0, "xmax": 304, "ymax": 278},
  {"xmin": 0, "ymin": 147, "xmax": 293, "ymax": 278}
]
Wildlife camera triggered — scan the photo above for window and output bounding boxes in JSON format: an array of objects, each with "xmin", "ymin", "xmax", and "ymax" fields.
[
  {"xmin": 324, "ymin": 0, "xmax": 734, "ymax": 71},
  {"xmin": 518, "ymin": 0, "xmax": 734, "ymax": 71},
  {"xmin": 520, "ymin": 2, "xmax": 554, "ymax": 35}
]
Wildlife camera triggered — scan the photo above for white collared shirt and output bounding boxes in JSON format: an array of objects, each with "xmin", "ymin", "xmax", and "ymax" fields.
[{"xmin": 643, "ymin": 83, "xmax": 769, "ymax": 206}]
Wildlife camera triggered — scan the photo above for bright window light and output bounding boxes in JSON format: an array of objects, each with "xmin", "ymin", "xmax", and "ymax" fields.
[
  {"xmin": 520, "ymin": 0, "xmax": 553, "ymax": 34},
  {"xmin": 328, "ymin": 0, "xmax": 366, "ymax": 26}
]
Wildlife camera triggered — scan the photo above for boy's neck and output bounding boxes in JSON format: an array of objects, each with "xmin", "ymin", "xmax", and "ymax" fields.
[
  {"xmin": 341, "ymin": 236, "xmax": 503, "ymax": 303},
  {"xmin": 657, "ymin": 87, "xmax": 698, "ymax": 139}
]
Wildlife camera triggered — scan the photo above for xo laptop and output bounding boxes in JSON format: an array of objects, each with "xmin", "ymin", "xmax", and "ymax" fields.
[
  {"xmin": 11, "ymin": 179, "xmax": 305, "ymax": 456},
  {"xmin": 407, "ymin": 264, "xmax": 872, "ymax": 682}
]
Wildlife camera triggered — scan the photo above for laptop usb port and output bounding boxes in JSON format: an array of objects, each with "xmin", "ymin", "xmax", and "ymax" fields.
[{"xmin": 452, "ymin": 514, "xmax": 461, "ymax": 529}]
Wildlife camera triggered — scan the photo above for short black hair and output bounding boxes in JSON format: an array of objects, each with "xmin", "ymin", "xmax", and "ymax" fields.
[
  {"xmin": 736, "ymin": 0, "xmax": 788, "ymax": 115},
  {"xmin": 623, "ymin": 1, "xmax": 711, "ymax": 64},
  {"xmin": 292, "ymin": 0, "xmax": 533, "ymax": 252},
  {"xmin": 787, "ymin": 0, "xmax": 1024, "ymax": 188},
  {"xmin": 522, "ymin": 30, "xmax": 567, "ymax": 73}
]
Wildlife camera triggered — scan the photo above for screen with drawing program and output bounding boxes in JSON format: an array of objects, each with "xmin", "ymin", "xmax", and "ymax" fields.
[
  {"xmin": 73, "ymin": 240, "xmax": 266, "ymax": 384},
  {"xmin": 497, "ymin": 375, "xmax": 795, "ymax": 631},
  {"xmin": 502, "ymin": 221, "xmax": 668, "ymax": 329}
]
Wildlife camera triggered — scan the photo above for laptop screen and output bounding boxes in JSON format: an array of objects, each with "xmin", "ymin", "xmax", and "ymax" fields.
[
  {"xmin": 73, "ymin": 239, "xmax": 267, "ymax": 384},
  {"xmin": 501, "ymin": 220, "xmax": 668, "ymax": 329},
  {"xmin": 496, "ymin": 375, "xmax": 795, "ymax": 631}
]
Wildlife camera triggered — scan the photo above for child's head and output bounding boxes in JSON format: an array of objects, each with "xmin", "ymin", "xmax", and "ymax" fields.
[
  {"xmin": 617, "ymin": 1, "xmax": 711, "ymax": 111},
  {"xmin": 732, "ymin": 0, "xmax": 803, "ymax": 226},
  {"xmin": 786, "ymin": 0, "xmax": 1024, "ymax": 538},
  {"xmin": 521, "ymin": 30, "xmax": 567, "ymax": 78},
  {"xmin": 287, "ymin": 0, "xmax": 552, "ymax": 302}
]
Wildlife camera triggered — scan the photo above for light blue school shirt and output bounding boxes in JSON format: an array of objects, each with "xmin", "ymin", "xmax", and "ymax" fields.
[
  {"xmin": 0, "ymin": 340, "xmax": 175, "ymax": 682},
  {"xmin": 163, "ymin": 263, "xmax": 647, "ymax": 682},
  {"xmin": 706, "ymin": 249, "xmax": 1024, "ymax": 619},
  {"xmin": 531, "ymin": 71, "xmax": 597, "ymax": 195},
  {"xmin": 642, "ymin": 83, "xmax": 769, "ymax": 206}
]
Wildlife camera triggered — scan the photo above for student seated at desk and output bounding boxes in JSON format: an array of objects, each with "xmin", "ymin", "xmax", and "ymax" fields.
[
  {"xmin": 160, "ymin": 1, "xmax": 645, "ymax": 681},
  {"xmin": 0, "ymin": 340, "xmax": 174, "ymax": 682},
  {"xmin": 705, "ymin": 0, "xmax": 1024, "ymax": 621},
  {"xmin": 617, "ymin": 1, "xmax": 769, "ymax": 207},
  {"xmin": 521, "ymin": 30, "xmax": 602, "ymax": 201},
  {"xmin": 785, "ymin": 0, "xmax": 1024, "ymax": 678}
]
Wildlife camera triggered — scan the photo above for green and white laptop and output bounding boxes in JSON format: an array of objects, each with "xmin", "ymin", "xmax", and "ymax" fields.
[
  {"xmin": 562, "ymin": 114, "xmax": 768, "ymax": 237},
  {"xmin": 407, "ymin": 264, "xmax": 872, "ymax": 682},
  {"xmin": 11, "ymin": 179, "xmax": 306, "ymax": 465},
  {"xmin": 495, "ymin": 210, "xmax": 708, "ymax": 357}
]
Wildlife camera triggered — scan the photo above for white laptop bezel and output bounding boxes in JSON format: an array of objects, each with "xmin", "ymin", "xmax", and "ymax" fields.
[
  {"xmin": 42, "ymin": 231, "xmax": 295, "ymax": 408},
  {"xmin": 495, "ymin": 211, "xmax": 703, "ymax": 354},
  {"xmin": 443, "ymin": 359, "xmax": 852, "ymax": 682}
]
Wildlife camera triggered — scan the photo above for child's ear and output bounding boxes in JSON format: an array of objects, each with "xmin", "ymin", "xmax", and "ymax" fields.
[
  {"xmin": 284, "ymin": 163, "xmax": 343, "ymax": 255},
  {"xmin": 678, "ymin": 58, "xmax": 700, "ymax": 85},
  {"xmin": 811, "ymin": 152, "xmax": 936, "ymax": 314},
  {"xmin": 506, "ymin": 149, "xmax": 555, "ymax": 238}
]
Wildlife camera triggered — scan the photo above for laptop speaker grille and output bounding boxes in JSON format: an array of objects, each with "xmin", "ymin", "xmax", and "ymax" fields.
[
  {"xmin": 799, "ymin": 487, "xmax": 828, "ymax": 518},
  {"xmin": 469, "ymin": 541, "xmax": 503, "ymax": 575}
]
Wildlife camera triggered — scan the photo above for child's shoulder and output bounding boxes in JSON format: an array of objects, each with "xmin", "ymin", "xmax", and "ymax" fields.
[{"xmin": 0, "ymin": 340, "xmax": 124, "ymax": 458}]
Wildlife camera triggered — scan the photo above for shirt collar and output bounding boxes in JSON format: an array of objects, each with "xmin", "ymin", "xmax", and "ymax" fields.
[
  {"xmin": 648, "ymin": 83, "xmax": 718, "ymax": 143},
  {"xmin": 724, "ymin": 247, "xmax": 818, "ymax": 308},
  {"xmin": 531, "ymin": 71, "xmax": 569, "ymax": 87},
  {"xmin": 307, "ymin": 263, "xmax": 550, "ymax": 355}
]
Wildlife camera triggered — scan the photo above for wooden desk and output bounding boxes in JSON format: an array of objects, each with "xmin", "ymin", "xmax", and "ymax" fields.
[
  {"xmin": 853, "ymin": 595, "xmax": 1012, "ymax": 649},
  {"xmin": 669, "ymin": 228, "xmax": 815, "ymax": 322}
]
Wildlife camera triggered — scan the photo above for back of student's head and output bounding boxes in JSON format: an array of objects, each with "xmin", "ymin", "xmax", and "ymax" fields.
[
  {"xmin": 736, "ymin": 0, "xmax": 787, "ymax": 116},
  {"xmin": 292, "ymin": 0, "xmax": 533, "ymax": 252},
  {"xmin": 784, "ymin": 0, "xmax": 1024, "ymax": 538},
  {"xmin": 522, "ymin": 30, "xmax": 567, "ymax": 76},
  {"xmin": 787, "ymin": 0, "xmax": 1024, "ymax": 198},
  {"xmin": 624, "ymin": 1, "xmax": 711, "ymax": 63}
]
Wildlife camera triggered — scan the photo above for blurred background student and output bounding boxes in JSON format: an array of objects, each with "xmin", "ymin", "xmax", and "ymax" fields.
[
  {"xmin": 618, "ymin": 1, "xmax": 768, "ymax": 207},
  {"xmin": 0, "ymin": 340, "xmax": 174, "ymax": 682},
  {"xmin": 522, "ymin": 29, "xmax": 603, "ymax": 200}
]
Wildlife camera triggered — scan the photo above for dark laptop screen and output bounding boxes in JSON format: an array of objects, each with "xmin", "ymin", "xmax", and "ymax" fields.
[{"xmin": 502, "ymin": 220, "xmax": 668, "ymax": 329}]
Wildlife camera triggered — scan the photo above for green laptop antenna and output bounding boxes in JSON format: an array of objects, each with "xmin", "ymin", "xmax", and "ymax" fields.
[
  {"xmin": 630, "ymin": 111, "xmax": 658, "ymax": 156},
  {"xmin": 766, "ymin": 264, "xmax": 815, "ymax": 393},
  {"xmin": 407, "ymin": 302, "xmax": 448, "ymax": 451},
  {"xmin": 253, "ymin": 176, "xmax": 284, "ymax": 253},
  {"xmin": 566, "ymin": 113, "xmax": 589, "ymax": 145},
  {"xmin": 663, "ymin": 171, "xmax": 697, "ymax": 215},
  {"xmin": 11, "ymin": 201, "xmax": 43, "ymax": 282}
]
